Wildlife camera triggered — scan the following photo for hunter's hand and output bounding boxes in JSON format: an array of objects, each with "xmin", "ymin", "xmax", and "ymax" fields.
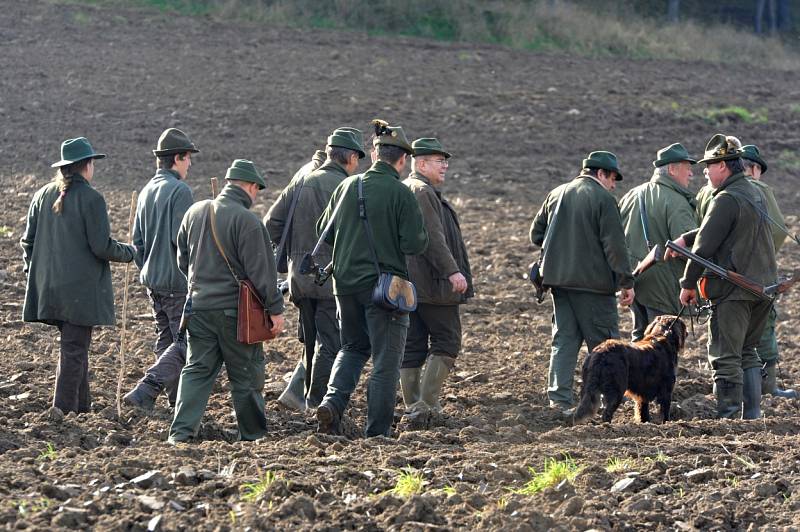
[
  {"xmin": 665, "ymin": 236, "xmax": 687, "ymax": 260},
  {"xmin": 269, "ymin": 314, "xmax": 285, "ymax": 336},
  {"xmin": 679, "ymin": 288, "xmax": 697, "ymax": 306},
  {"xmin": 619, "ymin": 287, "xmax": 635, "ymax": 306},
  {"xmin": 449, "ymin": 272, "xmax": 468, "ymax": 294}
]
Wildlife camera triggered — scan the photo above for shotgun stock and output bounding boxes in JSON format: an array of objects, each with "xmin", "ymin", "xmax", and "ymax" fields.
[{"xmin": 633, "ymin": 244, "xmax": 664, "ymax": 277}]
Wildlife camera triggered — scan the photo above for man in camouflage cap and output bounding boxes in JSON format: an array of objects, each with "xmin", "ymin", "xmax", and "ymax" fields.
[
  {"xmin": 315, "ymin": 120, "xmax": 428, "ymax": 437},
  {"xmin": 400, "ymin": 138, "xmax": 473, "ymax": 428},
  {"xmin": 619, "ymin": 143, "xmax": 698, "ymax": 340},
  {"xmin": 266, "ymin": 127, "xmax": 366, "ymax": 411},
  {"xmin": 124, "ymin": 128, "xmax": 199, "ymax": 411},
  {"xmin": 739, "ymin": 145, "xmax": 797, "ymax": 399},
  {"xmin": 669, "ymin": 134, "xmax": 777, "ymax": 419},
  {"xmin": 530, "ymin": 151, "xmax": 634, "ymax": 413}
]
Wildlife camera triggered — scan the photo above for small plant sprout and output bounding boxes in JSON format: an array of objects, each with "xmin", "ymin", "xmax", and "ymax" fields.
[
  {"xmin": 497, "ymin": 496, "xmax": 509, "ymax": 510},
  {"xmin": 727, "ymin": 476, "xmax": 740, "ymax": 488},
  {"xmin": 388, "ymin": 467, "xmax": 426, "ymax": 498},
  {"xmin": 606, "ymin": 457, "xmax": 636, "ymax": 473},
  {"xmin": 240, "ymin": 470, "xmax": 280, "ymax": 502},
  {"xmin": 442, "ymin": 484, "xmax": 457, "ymax": 496},
  {"xmin": 36, "ymin": 442, "xmax": 57, "ymax": 462},
  {"xmin": 514, "ymin": 454, "xmax": 582, "ymax": 496}
]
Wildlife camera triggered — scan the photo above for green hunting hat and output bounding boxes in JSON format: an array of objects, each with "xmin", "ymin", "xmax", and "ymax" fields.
[
  {"xmin": 224, "ymin": 159, "xmax": 266, "ymax": 189},
  {"xmin": 412, "ymin": 138, "xmax": 451, "ymax": 159},
  {"xmin": 371, "ymin": 119, "xmax": 412, "ymax": 154},
  {"xmin": 51, "ymin": 137, "xmax": 106, "ymax": 168},
  {"xmin": 741, "ymin": 144, "xmax": 768, "ymax": 173},
  {"xmin": 582, "ymin": 150, "xmax": 623, "ymax": 180},
  {"xmin": 327, "ymin": 127, "xmax": 366, "ymax": 159},
  {"xmin": 697, "ymin": 133, "xmax": 743, "ymax": 164},
  {"xmin": 653, "ymin": 143, "xmax": 697, "ymax": 167},
  {"xmin": 153, "ymin": 128, "xmax": 199, "ymax": 157}
]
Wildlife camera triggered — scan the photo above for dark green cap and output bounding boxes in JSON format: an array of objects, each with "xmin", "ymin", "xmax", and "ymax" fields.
[
  {"xmin": 697, "ymin": 133, "xmax": 743, "ymax": 164},
  {"xmin": 412, "ymin": 138, "xmax": 451, "ymax": 159},
  {"xmin": 225, "ymin": 159, "xmax": 266, "ymax": 190},
  {"xmin": 371, "ymin": 119, "xmax": 412, "ymax": 154},
  {"xmin": 582, "ymin": 150, "xmax": 623, "ymax": 180},
  {"xmin": 153, "ymin": 128, "xmax": 199, "ymax": 157},
  {"xmin": 327, "ymin": 127, "xmax": 366, "ymax": 159},
  {"xmin": 51, "ymin": 137, "xmax": 106, "ymax": 168},
  {"xmin": 653, "ymin": 143, "xmax": 697, "ymax": 167},
  {"xmin": 741, "ymin": 144, "xmax": 768, "ymax": 173}
]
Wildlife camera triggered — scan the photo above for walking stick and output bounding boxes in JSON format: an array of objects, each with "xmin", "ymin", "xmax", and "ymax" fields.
[
  {"xmin": 211, "ymin": 176, "xmax": 219, "ymax": 198},
  {"xmin": 116, "ymin": 190, "xmax": 137, "ymax": 419}
]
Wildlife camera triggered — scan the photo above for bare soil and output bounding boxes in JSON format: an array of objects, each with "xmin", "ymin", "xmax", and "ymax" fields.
[{"xmin": 2, "ymin": 2, "xmax": 800, "ymax": 530}]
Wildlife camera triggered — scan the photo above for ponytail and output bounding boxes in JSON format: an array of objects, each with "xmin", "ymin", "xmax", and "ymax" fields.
[{"xmin": 52, "ymin": 159, "xmax": 90, "ymax": 214}]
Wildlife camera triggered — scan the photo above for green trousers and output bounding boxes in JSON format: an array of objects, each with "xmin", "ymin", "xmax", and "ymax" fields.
[
  {"xmin": 756, "ymin": 304, "xmax": 779, "ymax": 364},
  {"xmin": 169, "ymin": 310, "xmax": 267, "ymax": 442},
  {"xmin": 548, "ymin": 288, "xmax": 620, "ymax": 407},
  {"xmin": 707, "ymin": 299, "xmax": 772, "ymax": 385}
]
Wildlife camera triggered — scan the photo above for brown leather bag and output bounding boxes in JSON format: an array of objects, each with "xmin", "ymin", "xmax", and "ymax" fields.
[{"xmin": 208, "ymin": 203, "xmax": 275, "ymax": 344}]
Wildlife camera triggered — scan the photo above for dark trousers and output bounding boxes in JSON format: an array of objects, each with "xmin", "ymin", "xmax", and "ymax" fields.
[
  {"xmin": 142, "ymin": 291, "xmax": 186, "ymax": 397},
  {"xmin": 708, "ymin": 298, "xmax": 772, "ymax": 385},
  {"xmin": 630, "ymin": 300, "xmax": 665, "ymax": 342},
  {"xmin": 296, "ymin": 297, "xmax": 340, "ymax": 407},
  {"xmin": 53, "ymin": 323, "xmax": 93, "ymax": 414},
  {"xmin": 402, "ymin": 303, "xmax": 461, "ymax": 369}
]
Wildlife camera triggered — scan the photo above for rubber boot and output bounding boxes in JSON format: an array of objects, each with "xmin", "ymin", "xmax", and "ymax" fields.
[
  {"xmin": 277, "ymin": 361, "xmax": 307, "ymax": 412},
  {"xmin": 742, "ymin": 367, "xmax": 762, "ymax": 420},
  {"xmin": 420, "ymin": 355, "xmax": 455, "ymax": 413},
  {"xmin": 713, "ymin": 379, "xmax": 743, "ymax": 419},
  {"xmin": 761, "ymin": 361, "xmax": 798, "ymax": 399},
  {"xmin": 123, "ymin": 376, "xmax": 160, "ymax": 411},
  {"xmin": 399, "ymin": 367, "xmax": 422, "ymax": 410}
]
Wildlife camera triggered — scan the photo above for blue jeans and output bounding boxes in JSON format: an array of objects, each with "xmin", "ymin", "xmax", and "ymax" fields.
[{"xmin": 322, "ymin": 289, "xmax": 410, "ymax": 437}]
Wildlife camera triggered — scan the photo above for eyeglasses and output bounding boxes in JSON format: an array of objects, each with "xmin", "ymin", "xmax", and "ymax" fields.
[{"xmin": 431, "ymin": 158, "xmax": 449, "ymax": 166}]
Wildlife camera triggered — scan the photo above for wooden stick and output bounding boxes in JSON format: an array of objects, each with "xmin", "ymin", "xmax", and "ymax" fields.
[
  {"xmin": 211, "ymin": 177, "xmax": 219, "ymax": 199},
  {"xmin": 116, "ymin": 190, "xmax": 137, "ymax": 419}
]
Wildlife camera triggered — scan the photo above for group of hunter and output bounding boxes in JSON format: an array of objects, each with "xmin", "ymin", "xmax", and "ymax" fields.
[{"xmin": 20, "ymin": 125, "xmax": 793, "ymax": 442}]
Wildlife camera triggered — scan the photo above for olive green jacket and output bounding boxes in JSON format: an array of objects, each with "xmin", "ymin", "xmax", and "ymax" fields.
[
  {"xmin": 317, "ymin": 161, "xmax": 429, "ymax": 296},
  {"xmin": 288, "ymin": 150, "xmax": 326, "ymax": 188},
  {"xmin": 133, "ymin": 169, "xmax": 193, "ymax": 295},
  {"xmin": 530, "ymin": 175, "xmax": 633, "ymax": 295},
  {"xmin": 681, "ymin": 172, "xmax": 777, "ymax": 301},
  {"xmin": 265, "ymin": 160, "xmax": 348, "ymax": 300},
  {"xmin": 403, "ymin": 172, "xmax": 474, "ymax": 305},
  {"xmin": 618, "ymin": 173, "xmax": 698, "ymax": 313},
  {"xmin": 21, "ymin": 175, "xmax": 136, "ymax": 326},
  {"xmin": 177, "ymin": 184, "xmax": 284, "ymax": 315}
]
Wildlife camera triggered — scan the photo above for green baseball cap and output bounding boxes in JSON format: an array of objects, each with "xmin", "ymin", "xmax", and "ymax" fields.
[
  {"xmin": 51, "ymin": 137, "xmax": 106, "ymax": 168},
  {"xmin": 412, "ymin": 138, "xmax": 451, "ymax": 159},
  {"xmin": 697, "ymin": 133, "xmax": 743, "ymax": 164},
  {"xmin": 371, "ymin": 119, "xmax": 412, "ymax": 154},
  {"xmin": 741, "ymin": 144, "xmax": 768, "ymax": 173},
  {"xmin": 653, "ymin": 143, "xmax": 697, "ymax": 167},
  {"xmin": 153, "ymin": 128, "xmax": 199, "ymax": 157},
  {"xmin": 327, "ymin": 127, "xmax": 366, "ymax": 159},
  {"xmin": 224, "ymin": 159, "xmax": 266, "ymax": 189},
  {"xmin": 582, "ymin": 150, "xmax": 623, "ymax": 180}
]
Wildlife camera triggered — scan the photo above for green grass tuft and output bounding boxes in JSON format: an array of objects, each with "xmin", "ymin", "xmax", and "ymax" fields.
[
  {"xmin": 388, "ymin": 467, "xmax": 426, "ymax": 498},
  {"xmin": 240, "ymin": 470, "xmax": 280, "ymax": 502},
  {"xmin": 605, "ymin": 456, "xmax": 636, "ymax": 473},
  {"xmin": 514, "ymin": 454, "xmax": 582, "ymax": 496},
  {"xmin": 36, "ymin": 442, "xmax": 57, "ymax": 462}
]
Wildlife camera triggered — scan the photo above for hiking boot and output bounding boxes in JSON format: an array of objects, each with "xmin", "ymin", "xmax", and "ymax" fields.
[
  {"xmin": 123, "ymin": 377, "xmax": 160, "ymax": 412},
  {"xmin": 316, "ymin": 403, "xmax": 341, "ymax": 436},
  {"xmin": 742, "ymin": 367, "xmax": 762, "ymax": 419},
  {"xmin": 399, "ymin": 367, "xmax": 422, "ymax": 409},
  {"xmin": 277, "ymin": 362, "xmax": 307, "ymax": 412},
  {"xmin": 714, "ymin": 379, "xmax": 743, "ymax": 419},
  {"xmin": 419, "ymin": 355, "xmax": 455, "ymax": 413},
  {"xmin": 761, "ymin": 361, "xmax": 798, "ymax": 399}
]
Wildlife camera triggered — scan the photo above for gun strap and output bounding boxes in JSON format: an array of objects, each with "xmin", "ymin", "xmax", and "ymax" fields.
[
  {"xmin": 309, "ymin": 180, "xmax": 350, "ymax": 260},
  {"xmin": 738, "ymin": 190, "xmax": 800, "ymax": 246},
  {"xmin": 357, "ymin": 176, "xmax": 383, "ymax": 277},
  {"xmin": 274, "ymin": 179, "xmax": 305, "ymax": 263},
  {"xmin": 540, "ymin": 184, "xmax": 567, "ymax": 273},
  {"xmin": 637, "ymin": 188, "xmax": 654, "ymax": 250},
  {"xmin": 187, "ymin": 205, "xmax": 210, "ymax": 292},
  {"xmin": 208, "ymin": 201, "xmax": 242, "ymax": 284}
]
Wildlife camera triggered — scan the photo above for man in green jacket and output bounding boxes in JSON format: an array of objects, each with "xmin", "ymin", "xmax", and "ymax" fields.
[
  {"xmin": 124, "ymin": 128, "xmax": 199, "ymax": 411},
  {"xmin": 315, "ymin": 121, "xmax": 428, "ymax": 437},
  {"xmin": 530, "ymin": 151, "xmax": 634, "ymax": 412},
  {"xmin": 400, "ymin": 138, "xmax": 473, "ymax": 427},
  {"xmin": 266, "ymin": 128, "xmax": 366, "ymax": 411},
  {"xmin": 169, "ymin": 160, "xmax": 285, "ymax": 443},
  {"xmin": 22, "ymin": 137, "xmax": 136, "ymax": 414},
  {"xmin": 619, "ymin": 143, "xmax": 698, "ymax": 340},
  {"xmin": 740, "ymin": 145, "xmax": 797, "ymax": 399},
  {"xmin": 671, "ymin": 134, "xmax": 777, "ymax": 419}
]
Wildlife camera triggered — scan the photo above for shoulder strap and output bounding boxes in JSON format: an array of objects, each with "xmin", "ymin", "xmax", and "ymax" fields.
[
  {"xmin": 309, "ymin": 180, "xmax": 351, "ymax": 259},
  {"xmin": 540, "ymin": 184, "xmax": 567, "ymax": 269},
  {"xmin": 357, "ymin": 177, "xmax": 383, "ymax": 277},
  {"xmin": 274, "ymin": 179, "xmax": 305, "ymax": 259},
  {"xmin": 208, "ymin": 202, "xmax": 241, "ymax": 283},
  {"xmin": 187, "ymin": 205, "xmax": 210, "ymax": 290},
  {"xmin": 737, "ymin": 189, "xmax": 800, "ymax": 245},
  {"xmin": 637, "ymin": 188, "xmax": 654, "ymax": 250}
]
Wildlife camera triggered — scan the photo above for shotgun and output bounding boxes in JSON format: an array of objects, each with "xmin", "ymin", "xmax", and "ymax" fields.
[{"xmin": 632, "ymin": 243, "xmax": 664, "ymax": 277}]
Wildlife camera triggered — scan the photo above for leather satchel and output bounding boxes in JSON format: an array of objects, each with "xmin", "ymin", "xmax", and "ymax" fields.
[{"xmin": 208, "ymin": 203, "xmax": 275, "ymax": 344}]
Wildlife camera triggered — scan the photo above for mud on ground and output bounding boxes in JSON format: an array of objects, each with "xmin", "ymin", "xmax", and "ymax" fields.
[{"xmin": 2, "ymin": 2, "xmax": 800, "ymax": 530}]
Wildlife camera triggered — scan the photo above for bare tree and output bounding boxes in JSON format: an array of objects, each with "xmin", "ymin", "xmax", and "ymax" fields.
[{"xmin": 667, "ymin": 0, "xmax": 680, "ymax": 23}]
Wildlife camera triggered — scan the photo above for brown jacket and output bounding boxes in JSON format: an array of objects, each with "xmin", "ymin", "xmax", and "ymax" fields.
[{"xmin": 404, "ymin": 172, "xmax": 473, "ymax": 305}]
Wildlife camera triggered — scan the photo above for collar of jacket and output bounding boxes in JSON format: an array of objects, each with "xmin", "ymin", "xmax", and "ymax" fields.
[
  {"xmin": 154, "ymin": 168, "xmax": 181, "ymax": 181},
  {"xmin": 312, "ymin": 150, "xmax": 326, "ymax": 166},
  {"xmin": 68, "ymin": 173, "xmax": 88, "ymax": 185},
  {"xmin": 712, "ymin": 171, "xmax": 748, "ymax": 197},
  {"xmin": 651, "ymin": 172, "xmax": 696, "ymax": 206},
  {"xmin": 218, "ymin": 183, "xmax": 253, "ymax": 209},
  {"xmin": 318, "ymin": 159, "xmax": 348, "ymax": 177},
  {"xmin": 368, "ymin": 160, "xmax": 401, "ymax": 180},
  {"xmin": 409, "ymin": 171, "xmax": 443, "ymax": 197},
  {"xmin": 576, "ymin": 173, "xmax": 606, "ymax": 190}
]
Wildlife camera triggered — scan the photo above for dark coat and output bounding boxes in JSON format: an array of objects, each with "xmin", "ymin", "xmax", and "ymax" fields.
[{"xmin": 21, "ymin": 175, "xmax": 135, "ymax": 326}]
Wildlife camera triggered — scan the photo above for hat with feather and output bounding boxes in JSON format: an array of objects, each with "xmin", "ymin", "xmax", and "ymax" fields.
[
  {"xmin": 698, "ymin": 134, "xmax": 743, "ymax": 164},
  {"xmin": 371, "ymin": 119, "xmax": 412, "ymax": 154}
]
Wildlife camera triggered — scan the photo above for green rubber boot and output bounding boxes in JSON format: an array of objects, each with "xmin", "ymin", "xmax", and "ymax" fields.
[
  {"xmin": 399, "ymin": 367, "xmax": 422, "ymax": 410},
  {"xmin": 742, "ymin": 367, "xmax": 762, "ymax": 419},
  {"xmin": 714, "ymin": 379, "xmax": 743, "ymax": 419},
  {"xmin": 761, "ymin": 361, "xmax": 798, "ymax": 399},
  {"xmin": 420, "ymin": 355, "xmax": 455, "ymax": 413}
]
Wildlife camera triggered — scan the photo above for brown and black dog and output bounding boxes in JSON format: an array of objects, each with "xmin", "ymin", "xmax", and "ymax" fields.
[{"xmin": 573, "ymin": 315, "xmax": 688, "ymax": 425}]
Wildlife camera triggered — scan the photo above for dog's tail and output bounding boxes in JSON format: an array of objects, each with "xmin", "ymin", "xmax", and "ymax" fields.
[{"xmin": 573, "ymin": 356, "xmax": 601, "ymax": 425}]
